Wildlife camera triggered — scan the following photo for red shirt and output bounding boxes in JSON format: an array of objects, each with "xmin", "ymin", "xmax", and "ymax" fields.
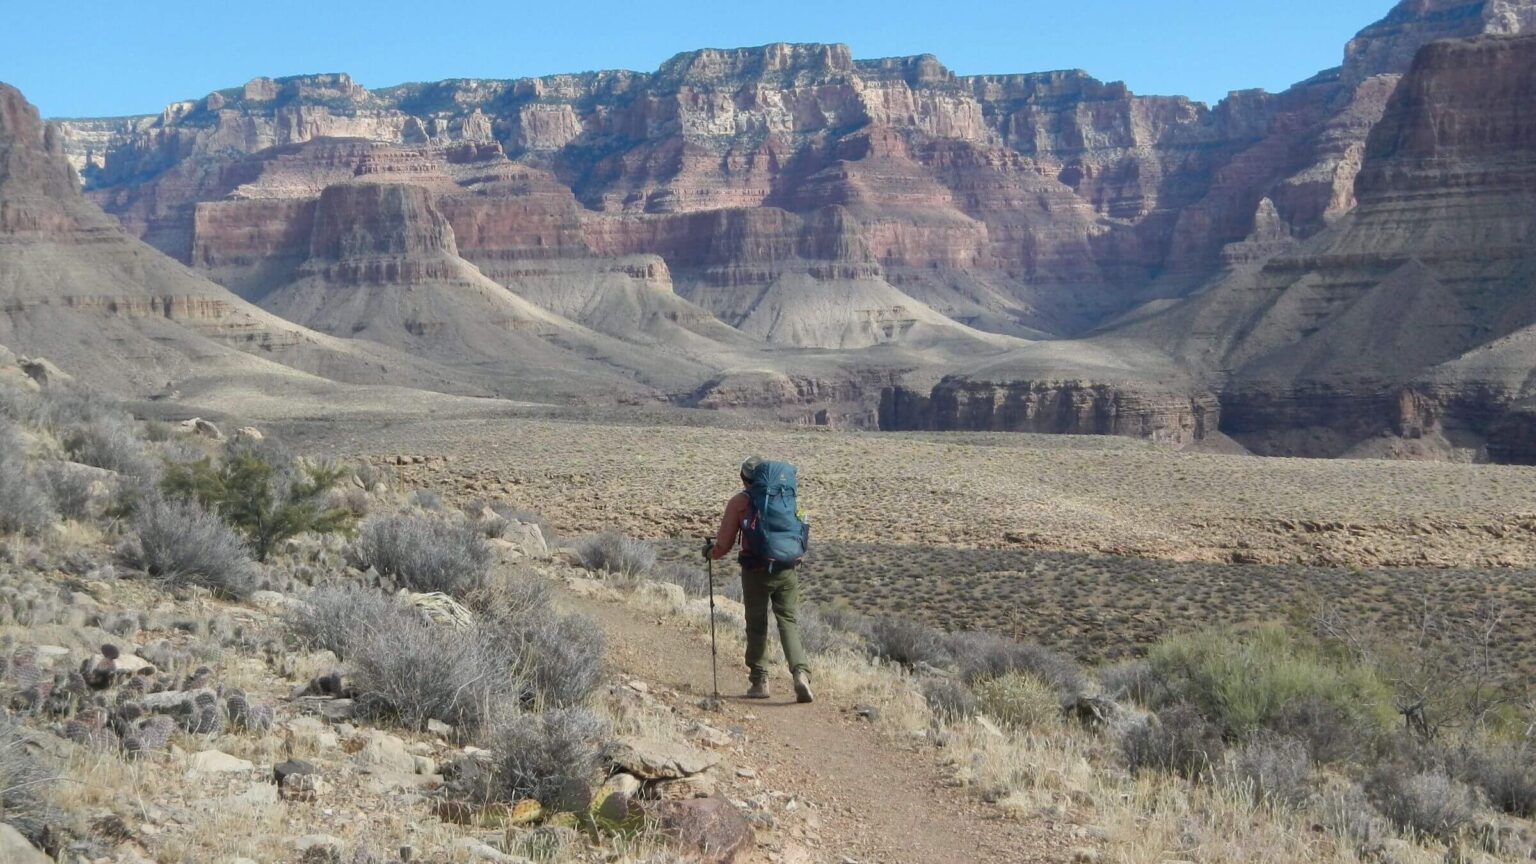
[{"xmin": 709, "ymin": 490, "xmax": 753, "ymax": 560}]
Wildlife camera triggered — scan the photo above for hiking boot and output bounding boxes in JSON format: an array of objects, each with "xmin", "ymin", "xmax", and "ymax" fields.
[
  {"xmin": 745, "ymin": 680, "xmax": 770, "ymax": 699},
  {"xmin": 792, "ymin": 670, "xmax": 814, "ymax": 704}
]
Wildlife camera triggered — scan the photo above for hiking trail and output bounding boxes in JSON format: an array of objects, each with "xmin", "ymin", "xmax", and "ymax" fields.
[{"xmin": 567, "ymin": 589, "xmax": 1076, "ymax": 864}]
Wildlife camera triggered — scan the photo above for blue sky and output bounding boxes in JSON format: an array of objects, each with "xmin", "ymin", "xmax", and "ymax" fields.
[{"xmin": 10, "ymin": 0, "xmax": 1396, "ymax": 118}]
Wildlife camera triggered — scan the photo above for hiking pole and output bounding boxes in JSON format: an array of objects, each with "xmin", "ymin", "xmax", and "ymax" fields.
[{"xmin": 705, "ymin": 545, "xmax": 720, "ymax": 704}]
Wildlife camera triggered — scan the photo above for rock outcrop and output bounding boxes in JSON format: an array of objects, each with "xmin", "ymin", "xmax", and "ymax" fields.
[
  {"xmin": 1122, "ymin": 31, "xmax": 1536, "ymax": 459},
  {"xmin": 0, "ymin": 82, "xmax": 469, "ymax": 397},
  {"xmin": 34, "ymin": 0, "xmax": 1536, "ymax": 458}
]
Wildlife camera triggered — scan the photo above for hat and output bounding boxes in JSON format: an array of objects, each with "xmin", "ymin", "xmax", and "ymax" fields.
[{"xmin": 739, "ymin": 456, "xmax": 764, "ymax": 482}]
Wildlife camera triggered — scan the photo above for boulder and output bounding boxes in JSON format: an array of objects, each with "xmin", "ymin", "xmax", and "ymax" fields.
[
  {"xmin": 233, "ymin": 426, "xmax": 264, "ymax": 442},
  {"xmin": 0, "ymin": 823, "xmax": 49, "ymax": 863},
  {"xmin": 19, "ymin": 356, "xmax": 70, "ymax": 387},
  {"xmin": 178, "ymin": 417, "xmax": 223, "ymax": 440},
  {"xmin": 603, "ymin": 736, "xmax": 719, "ymax": 780},
  {"xmin": 350, "ymin": 730, "xmax": 418, "ymax": 774},
  {"xmin": 592, "ymin": 772, "xmax": 644, "ymax": 829},
  {"xmin": 189, "ymin": 750, "xmax": 253, "ymax": 774},
  {"xmin": 653, "ymin": 798, "xmax": 753, "ymax": 864},
  {"xmin": 503, "ymin": 522, "xmax": 547, "ymax": 556}
]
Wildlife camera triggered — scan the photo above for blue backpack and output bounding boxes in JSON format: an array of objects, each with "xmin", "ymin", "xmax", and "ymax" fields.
[{"xmin": 742, "ymin": 460, "xmax": 809, "ymax": 568}]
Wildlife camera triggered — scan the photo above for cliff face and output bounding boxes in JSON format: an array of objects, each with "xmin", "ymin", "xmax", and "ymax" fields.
[
  {"xmin": 1113, "ymin": 31, "xmax": 1536, "ymax": 459},
  {"xmin": 52, "ymin": 42, "xmax": 1360, "ymax": 339},
  {"xmin": 880, "ymin": 379, "xmax": 1219, "ymax": 446},
  {"xmin": 38, "ymin": 0, "xmax": 1536, "ymax": 458},
  {"xmin": 0, "ymin": 83, "xmax": 471, "ymax": 396}
]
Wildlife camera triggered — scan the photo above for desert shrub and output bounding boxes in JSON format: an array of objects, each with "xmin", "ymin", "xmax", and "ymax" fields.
[
  {"xmin": 0, "ymin": 716, "xmax": 58, "ymax": 849},
  {"xmin": 61, "ymin": 413, "xmax": 155, "ymax": 479},
  {"xmin": 348, "ymin": 512, "xmax": 492, "ymax": 595},
  {"xmin": 285, "ymin": 583, "xmax": 410, "ymax": 659},
  {"xmin": 1147, "ymin": 625, "xmax": 1397, "ymax": 739},
  {"xmin": 868, "ymin": 616, "xmax": 951, "ymax": 669},
  {"xmin": 1367, "ymin": 766, "xmax": 1479, "ymax": 842},
  {"xmin": 1225, "ymin": 734, "xmax": 1312, "ymax": 808},
  {"xmin": 0, "ymin": 424, "xmax": 54, "ymax": 535},
  {"xmin": 526, "ymin": 613, "xmax": 605, "ymax": 708},
  {"xmin": 333, "ymin": 486, "xmax": 371, "ymax": 520},
  {"xmin": 1318, "ymin": 782, "xmax": 1389, "ymax": 849},
  {"xmin": 1100, "ymin": 659, "xmax": 1165, "ymax": 706},
  {"xmin": 406, "ymin": 488, "xmax": 443, "ymax": 511},
  {"xmin": 796, "ymin": 605, "xmax": 845, "ymax": 656},
  {"xmin": 654, "ymin": 562, "xmax": 707, "ymax": 596},
  {"xmin": 1462, "ymin": 744, "xmax": 1536, "ymax": 818},
  {"xmin": 573, "ymin": 532, "xmax": 656, "ymax": 579},
  {"xmin": 475, "ymin": 578, "xmax": 602, "ymax": 708},
  {"xmin": 494, "ymin": 707, "xmax": 608, "ymax": 808},
  {"xmin": 818, "ymin": 605, "xmax": 874, "ymax": 645},
  {"xmin": 948, "ymin": 630, "xmax": 1085, "ymax": 697},
  {"xmin": 1268, "ymin": 696, "xmax": 1371, "ymax": 765},
  {"xmin": 126, "ymin": 495, "xmax": 259, "ymax": 600},
  {"xmin": 973, "ymin": 672, "xmax": 1061, "ymax": 730},
  {"xmin": 1122, "ymin": 702, "xmax": 1225, "ymax": 780},
  {"xmin": 348, "ymin": 612, "xmax": 519, "ymax": 734},
  {"xmin": 161, "ymin": 442, "xmax": 352, "ymax": 561},
  {"xmin": 922, "ymin": 676, "xmax": 979, "ymax": 723},
  {"xmin": 469, "ymin": 502, "xmax": 559, "ymax": 546},
  {"xmin": 40, "ymin": 462, "xmax": 96, "ymax": 521}
]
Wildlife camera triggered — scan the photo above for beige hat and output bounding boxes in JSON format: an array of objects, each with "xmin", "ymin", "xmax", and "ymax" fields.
[{"xmin": 739, "ymin": 455, "xmax": 764, "ymax": 481}]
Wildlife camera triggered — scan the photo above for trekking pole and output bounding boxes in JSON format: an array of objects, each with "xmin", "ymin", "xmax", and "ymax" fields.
[{"xmin": 706, "ymin": 548, "xmax": 720, "ymax": 702}]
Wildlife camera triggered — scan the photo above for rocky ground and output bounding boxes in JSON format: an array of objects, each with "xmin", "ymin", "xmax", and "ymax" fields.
[{"xmin": 283, "ymin": 414, "xmax": 1536, "ymax": 570}]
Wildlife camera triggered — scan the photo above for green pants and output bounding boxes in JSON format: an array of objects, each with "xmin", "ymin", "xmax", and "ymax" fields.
[{"xmin": 741, "ymin": 564, "xmax": 808, "ymax": 681}]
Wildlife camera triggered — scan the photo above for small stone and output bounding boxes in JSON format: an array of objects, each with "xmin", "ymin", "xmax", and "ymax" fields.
[
  {"xmin": 627, "ymin": 680, "xmax": 649, "ymax": 694},
  {"xmin": 189, "ymin": 750, "xmax": 252, "ymax": 774},
  {"xmin": 603, "ymin": 736, "xmax": 719, "ymax": 780},
  {"xmin": 735, "ymin": 767, "xmax": 757, "ymax": 779},
  {"xmin": 281, "ymin": 772, "xmax": 329, "ymax": 802},
  {"xmin": 273, "ymin": 759, "xmax": 318, "ymax": 784},
  {"xmin": 654, "ymin": 798, "xmax": 753, "ymax": 864}
]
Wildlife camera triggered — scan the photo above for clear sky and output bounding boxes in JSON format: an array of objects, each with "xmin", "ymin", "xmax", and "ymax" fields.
[{"xmin": 9, "ymin": 0, "xmax": 1398, "ymax": 118}]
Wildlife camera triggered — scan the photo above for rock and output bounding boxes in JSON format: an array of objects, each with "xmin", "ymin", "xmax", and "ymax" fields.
[
  {"xmin": 247, "ymin": 590, "xmax": 296, "ymax": 612},
  {"xmin": 286, "ymin": 717, "xmax": 338, "ymax": 750},
  {"xmin": 603, "ymin": 736, "xmax": 719, "ymax": 780},
  {"xmin": 293, "ymin": 835, "xmax": 343, "ymax": 864},
  {"xmin": 637, "ymin": 581, "xmax": 686, "ymax": 608},
  {"xmin": 233, "ymin": 426, "xmax": 263, "ymax": 442},
  {"xmin": 412, "ymin": 755, "xmax": 436, "ymax": 775},
  {"xmin": 112, "ymin": 653, "xmax": 154, "ymax": 675},
  {"xmin": 178, "ymin": 418, "xmax": 223, "ymax": 440},
  {"xmin": 350, "ymin": 730, "xmax": 418, "ymax": 774},
  {"xmin": 502, "ymin": 522, "xmax": 547, "ymax": 557},
  {"xmin": 653, "ymin": 798, "xmax": 754, "ymax": 864},
  {"xmin": 686, "ymin": 721, "xmax": 734, "ymax": 748},
  {"xmin": 280, "ymin": 772, "xmax": 329, "ymax": 802},
  {"xmin": 189, "ymin": 750, "xmax": 253, "ymax": 774},
  {"xmin": 426, "ymin": 719, "xmax": 454, "ymax": 739},
  {"xmin": 452, "ymin": 837, "xmax": 532, "ymax": 863},
  {"xmin": 593, "ymin": 773, "xmax": 644, "ymax": 829},
  {"xmin": 0, "ymin": 823, "xmax": 50, "ymax": 863},
  {"xmin": 273, "ymin": 758, "xmax": 318, "ymax": 784},
  {"xmin": 19, "ymin": 356, "xmax": 70, "ymax": 387},
  {"xmin": 654, "ymin": 771, "xmax": 720, "ymax": 800}
]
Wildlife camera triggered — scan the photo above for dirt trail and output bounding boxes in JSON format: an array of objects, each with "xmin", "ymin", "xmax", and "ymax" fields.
[{"xmin": 568, "ymin": 590, "xmax": 1074, "ymax": 864}]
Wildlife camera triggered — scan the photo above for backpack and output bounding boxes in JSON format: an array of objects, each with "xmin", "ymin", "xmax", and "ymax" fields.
[{"xmin": 742, "ymin": 460, "xmax": 810, "ymax": 568}]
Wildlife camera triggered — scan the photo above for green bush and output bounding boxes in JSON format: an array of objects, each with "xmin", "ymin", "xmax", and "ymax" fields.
[
  {"xmin": 973, "ymin": 671, "xmax": 1060, "ymax": 730},
  {"xmin": 162, "ymin": 443, "xmax": 352, "ymax": 561},
  {"xmin": 1147, "ymin": 625, "xmax": 1397, "ymax": 741}
]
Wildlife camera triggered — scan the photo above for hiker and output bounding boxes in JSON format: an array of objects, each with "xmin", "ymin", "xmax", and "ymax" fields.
[{"xmin": 702, "ymin": 456, "xmax": 814, "ymax": 703}]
